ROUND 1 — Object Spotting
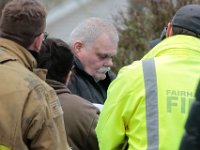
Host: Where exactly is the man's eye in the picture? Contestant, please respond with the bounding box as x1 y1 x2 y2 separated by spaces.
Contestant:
99 55 107 59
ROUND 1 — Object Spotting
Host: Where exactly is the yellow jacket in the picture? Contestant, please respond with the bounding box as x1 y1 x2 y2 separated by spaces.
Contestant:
96 35 200 150
0 38 69 150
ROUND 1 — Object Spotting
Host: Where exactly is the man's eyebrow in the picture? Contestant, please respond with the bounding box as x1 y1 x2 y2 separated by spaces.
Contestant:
98 53 114 57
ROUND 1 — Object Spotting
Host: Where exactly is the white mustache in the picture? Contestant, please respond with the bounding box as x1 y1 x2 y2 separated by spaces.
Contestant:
97 67 110 73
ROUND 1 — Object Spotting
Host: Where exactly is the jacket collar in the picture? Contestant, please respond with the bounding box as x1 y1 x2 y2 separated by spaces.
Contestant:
46 79 71 95
143 35 200 60
74 56 85 71
33 68 47 81
0 38 37 71
73 56 115 83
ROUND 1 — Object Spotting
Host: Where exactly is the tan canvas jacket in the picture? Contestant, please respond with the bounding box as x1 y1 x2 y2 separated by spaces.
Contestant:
0 38 70 150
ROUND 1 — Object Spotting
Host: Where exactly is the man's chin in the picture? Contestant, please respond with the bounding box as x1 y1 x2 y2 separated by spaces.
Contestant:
93 74 106 82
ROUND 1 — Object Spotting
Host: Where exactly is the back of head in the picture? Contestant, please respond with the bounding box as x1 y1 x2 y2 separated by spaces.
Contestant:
172 4 200 37
38 38 74 83
0 0 47 48
68 17 119 48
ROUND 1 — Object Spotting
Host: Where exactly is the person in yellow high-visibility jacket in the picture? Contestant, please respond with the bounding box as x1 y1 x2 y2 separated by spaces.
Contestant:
96 4 200 150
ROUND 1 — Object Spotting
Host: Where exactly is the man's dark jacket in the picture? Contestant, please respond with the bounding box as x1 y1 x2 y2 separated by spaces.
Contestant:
179 81 200 150
47 79 100 150
68 57 115 104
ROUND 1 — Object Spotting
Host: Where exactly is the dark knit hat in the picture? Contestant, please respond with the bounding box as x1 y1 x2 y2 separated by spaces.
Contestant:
172 4 200 35
0 0 46 48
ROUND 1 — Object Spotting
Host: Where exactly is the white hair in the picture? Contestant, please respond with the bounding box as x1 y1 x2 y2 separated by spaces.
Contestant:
68 17 119 48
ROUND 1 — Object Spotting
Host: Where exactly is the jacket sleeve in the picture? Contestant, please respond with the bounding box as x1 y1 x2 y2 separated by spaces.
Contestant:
179 82 200 150
96 62 144 149
22 85 70 150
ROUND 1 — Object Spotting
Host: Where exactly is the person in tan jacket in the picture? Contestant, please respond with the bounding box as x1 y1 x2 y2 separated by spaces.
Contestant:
0 0 69 149
38 38 100 150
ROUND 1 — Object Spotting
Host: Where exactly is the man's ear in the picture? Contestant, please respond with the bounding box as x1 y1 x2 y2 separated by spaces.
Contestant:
73 40 83 56
166 22 173 37
29 34 43 52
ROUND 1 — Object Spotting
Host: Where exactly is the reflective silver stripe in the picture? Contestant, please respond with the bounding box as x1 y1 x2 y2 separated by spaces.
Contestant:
142 58 158 150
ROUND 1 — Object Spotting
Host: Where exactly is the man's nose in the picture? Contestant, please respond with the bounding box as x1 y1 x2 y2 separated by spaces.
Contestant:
104 58 113 67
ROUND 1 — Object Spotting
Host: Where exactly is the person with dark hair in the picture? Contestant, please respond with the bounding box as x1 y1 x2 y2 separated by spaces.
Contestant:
38 38 100 150
96 4 200 150
68 17 119 104
0 0 69 149
179 81 200 150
